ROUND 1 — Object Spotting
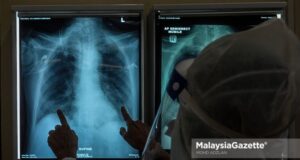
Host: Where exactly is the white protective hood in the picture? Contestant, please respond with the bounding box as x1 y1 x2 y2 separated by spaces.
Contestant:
171 19 300 160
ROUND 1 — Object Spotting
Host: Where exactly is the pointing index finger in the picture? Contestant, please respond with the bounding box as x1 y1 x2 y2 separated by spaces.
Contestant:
57 109 70 129
121 106 133 123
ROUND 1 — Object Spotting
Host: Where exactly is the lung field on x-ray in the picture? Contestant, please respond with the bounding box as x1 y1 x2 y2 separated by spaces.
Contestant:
160 25 234 149
20 17 140 158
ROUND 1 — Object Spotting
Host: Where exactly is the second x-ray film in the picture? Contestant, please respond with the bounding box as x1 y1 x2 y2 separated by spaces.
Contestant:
156 13 283 149
18 14 141 159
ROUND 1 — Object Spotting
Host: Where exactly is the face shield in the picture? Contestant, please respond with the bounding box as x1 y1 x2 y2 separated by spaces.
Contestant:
142 19 300 160
171 19 300 160
142 59 193 159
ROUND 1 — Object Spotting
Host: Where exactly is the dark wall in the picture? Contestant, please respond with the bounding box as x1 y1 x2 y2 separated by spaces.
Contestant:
294 0 300 146
1 0 299 159
296 0 300 36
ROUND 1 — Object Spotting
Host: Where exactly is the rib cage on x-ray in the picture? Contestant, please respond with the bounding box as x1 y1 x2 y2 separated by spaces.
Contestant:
160 25 234 149
20 18 140 158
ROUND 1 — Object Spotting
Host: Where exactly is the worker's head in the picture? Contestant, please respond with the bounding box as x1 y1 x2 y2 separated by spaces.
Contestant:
170 19 300 159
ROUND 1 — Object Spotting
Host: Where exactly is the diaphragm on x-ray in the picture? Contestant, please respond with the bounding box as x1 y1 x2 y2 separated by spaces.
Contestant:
19 16 140 159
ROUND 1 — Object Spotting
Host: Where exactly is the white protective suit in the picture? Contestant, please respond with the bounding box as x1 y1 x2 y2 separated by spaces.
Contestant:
171 19 300 160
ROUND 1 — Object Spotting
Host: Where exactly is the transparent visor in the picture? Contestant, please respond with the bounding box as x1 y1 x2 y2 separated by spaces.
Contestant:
142 69 186 159
142 68 295 159
142 91 178 159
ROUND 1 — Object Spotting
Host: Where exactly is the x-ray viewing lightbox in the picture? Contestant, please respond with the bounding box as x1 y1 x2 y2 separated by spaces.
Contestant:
150 2 287 150
13 5 143 159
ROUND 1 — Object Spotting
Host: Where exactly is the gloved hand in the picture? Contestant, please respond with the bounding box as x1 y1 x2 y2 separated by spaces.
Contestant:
48 109 78 160
119 106 151 151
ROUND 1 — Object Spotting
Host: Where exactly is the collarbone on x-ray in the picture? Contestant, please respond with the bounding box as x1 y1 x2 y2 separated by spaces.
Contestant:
21 17 140 158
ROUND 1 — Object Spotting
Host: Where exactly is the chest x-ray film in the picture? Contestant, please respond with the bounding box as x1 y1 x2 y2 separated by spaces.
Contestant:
156 12 284 149
16 11 141 159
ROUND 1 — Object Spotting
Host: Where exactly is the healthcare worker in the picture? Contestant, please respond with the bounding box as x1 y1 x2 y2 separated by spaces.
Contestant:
47 19 300 160
170 19 300 160
142 19 300 160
